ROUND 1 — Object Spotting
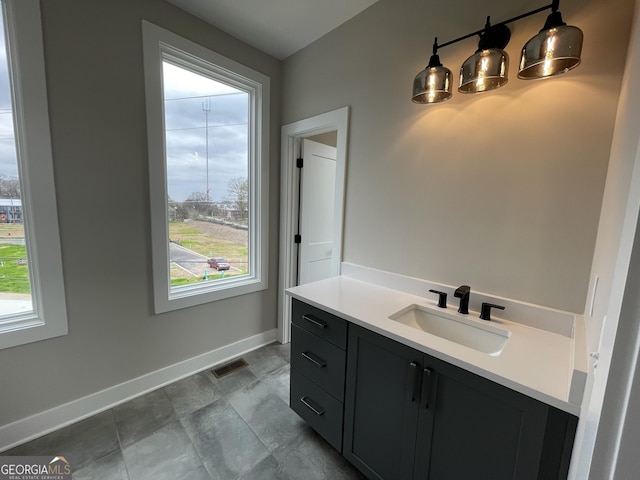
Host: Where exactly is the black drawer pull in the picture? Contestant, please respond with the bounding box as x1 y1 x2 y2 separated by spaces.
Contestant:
300 396 325 416
421 368 433 409
302 314 328 329
406 361 418 402
301 351 327 368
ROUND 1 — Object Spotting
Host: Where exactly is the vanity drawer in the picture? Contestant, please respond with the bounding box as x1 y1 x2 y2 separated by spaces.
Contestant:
291 323 346 401
290 368 344 452
292 298 347 349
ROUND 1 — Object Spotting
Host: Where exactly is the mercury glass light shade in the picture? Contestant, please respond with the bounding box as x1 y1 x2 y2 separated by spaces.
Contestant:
518 11 583 79
412 54 453 104
458 48 509 94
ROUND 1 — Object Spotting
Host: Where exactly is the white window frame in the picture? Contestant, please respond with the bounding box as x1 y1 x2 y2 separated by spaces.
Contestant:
0 0 68 350
142 21 270 313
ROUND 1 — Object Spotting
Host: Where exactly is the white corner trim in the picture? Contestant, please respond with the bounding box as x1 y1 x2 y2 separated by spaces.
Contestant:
277 106 350 345
0 328 277 452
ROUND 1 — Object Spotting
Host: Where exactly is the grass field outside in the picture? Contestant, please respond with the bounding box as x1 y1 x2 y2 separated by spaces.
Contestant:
168 220 248 287
0 221 249 292
0 224 30 295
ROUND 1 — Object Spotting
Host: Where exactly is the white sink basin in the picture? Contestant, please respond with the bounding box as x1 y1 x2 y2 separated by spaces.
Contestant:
389 304 511 355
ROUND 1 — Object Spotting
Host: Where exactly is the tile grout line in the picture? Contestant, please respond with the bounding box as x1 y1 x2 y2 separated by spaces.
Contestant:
111 408 132 480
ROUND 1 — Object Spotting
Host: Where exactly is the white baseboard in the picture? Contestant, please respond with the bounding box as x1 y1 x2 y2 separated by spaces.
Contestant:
0 328 278 452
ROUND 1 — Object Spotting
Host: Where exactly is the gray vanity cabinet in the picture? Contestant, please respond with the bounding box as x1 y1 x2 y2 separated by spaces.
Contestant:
343 323 577 480
289 299 577 480
289 299 348 451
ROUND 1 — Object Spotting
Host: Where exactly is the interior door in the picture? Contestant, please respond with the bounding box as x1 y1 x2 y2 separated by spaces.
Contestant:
298 138 337 284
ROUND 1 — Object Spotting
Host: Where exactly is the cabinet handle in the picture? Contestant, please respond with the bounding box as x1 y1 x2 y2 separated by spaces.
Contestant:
301 351 327 368
300 396 325 416
302 314 328 329
406 361 419 402
421 368 433 409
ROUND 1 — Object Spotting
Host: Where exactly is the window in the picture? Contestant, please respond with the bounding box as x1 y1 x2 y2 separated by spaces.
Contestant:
142 21 270 313
0 0 67 349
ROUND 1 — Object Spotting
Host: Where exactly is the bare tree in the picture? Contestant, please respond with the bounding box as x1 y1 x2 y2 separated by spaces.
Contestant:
0 174 20 198
227 177 248 220
185 191 209 215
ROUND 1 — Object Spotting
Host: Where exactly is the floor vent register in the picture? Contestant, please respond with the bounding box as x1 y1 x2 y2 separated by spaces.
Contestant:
211 358 248 378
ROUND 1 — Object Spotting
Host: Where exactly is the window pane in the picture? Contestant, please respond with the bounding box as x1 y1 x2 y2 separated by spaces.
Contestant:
162 60 250 290
0 4 32 318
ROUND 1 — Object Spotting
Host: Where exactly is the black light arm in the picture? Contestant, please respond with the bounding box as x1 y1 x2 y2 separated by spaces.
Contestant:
433 1 558 52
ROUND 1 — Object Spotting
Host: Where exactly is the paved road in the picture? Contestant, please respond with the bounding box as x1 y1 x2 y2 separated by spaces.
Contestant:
169 242 209 277
169 242 241 276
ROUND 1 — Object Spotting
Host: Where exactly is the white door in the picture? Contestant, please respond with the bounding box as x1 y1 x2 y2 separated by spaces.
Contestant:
298 139 337 284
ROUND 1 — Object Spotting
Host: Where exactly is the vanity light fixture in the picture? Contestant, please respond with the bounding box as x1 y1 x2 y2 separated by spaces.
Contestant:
458 17 510 94
411 0 583 104
412 38 453 103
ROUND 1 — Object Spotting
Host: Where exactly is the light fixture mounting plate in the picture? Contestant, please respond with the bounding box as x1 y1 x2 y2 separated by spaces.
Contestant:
478 24 511 50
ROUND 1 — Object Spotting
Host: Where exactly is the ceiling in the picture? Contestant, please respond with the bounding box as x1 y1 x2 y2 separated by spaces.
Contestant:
166 0 380 60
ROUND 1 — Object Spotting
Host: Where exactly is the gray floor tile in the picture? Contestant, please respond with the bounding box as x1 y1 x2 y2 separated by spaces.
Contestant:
238 455 287 480
262 364 291 404
3 343 312 480
112 388 177 447
228 379 305 452
181 398 269 480
244 343 290 379
122 422 209 480
164 372 222 418
273 426 366 480
73 450 129 480
209 364 259 396
272 342 291 364
3 410 119 470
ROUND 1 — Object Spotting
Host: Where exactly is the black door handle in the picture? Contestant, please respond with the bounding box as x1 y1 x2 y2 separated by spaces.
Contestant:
300 396 325 416
301 351 327 368
406 361 419 402
302 314 328 329
421 368 433 409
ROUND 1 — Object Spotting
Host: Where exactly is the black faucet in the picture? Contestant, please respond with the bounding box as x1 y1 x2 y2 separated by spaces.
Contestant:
480 302 505 321
428 289 448 308
454 285 471 314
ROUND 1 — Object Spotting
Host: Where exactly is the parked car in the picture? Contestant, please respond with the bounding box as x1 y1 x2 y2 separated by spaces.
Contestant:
208 257 230 271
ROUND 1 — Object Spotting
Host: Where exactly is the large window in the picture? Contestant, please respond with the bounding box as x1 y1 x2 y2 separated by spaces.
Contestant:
142 21 269 313
0 0 67 349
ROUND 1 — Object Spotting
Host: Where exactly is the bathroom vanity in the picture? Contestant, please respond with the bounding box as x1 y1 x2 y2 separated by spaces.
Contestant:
287 273 584 480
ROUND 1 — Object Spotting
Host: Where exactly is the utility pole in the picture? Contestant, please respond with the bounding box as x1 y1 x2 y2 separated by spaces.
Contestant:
202 98 211 203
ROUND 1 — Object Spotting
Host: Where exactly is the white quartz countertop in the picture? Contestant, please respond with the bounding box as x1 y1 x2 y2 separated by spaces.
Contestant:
287 275 583 416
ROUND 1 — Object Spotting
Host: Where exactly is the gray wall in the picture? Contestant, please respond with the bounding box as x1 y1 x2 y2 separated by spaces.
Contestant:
579 3 640 475
282 0 634 313
0 0 281 425
308 131 338 147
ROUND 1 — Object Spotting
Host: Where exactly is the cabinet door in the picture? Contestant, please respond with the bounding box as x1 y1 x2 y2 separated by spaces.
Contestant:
343 324 422 480
413 355 551 480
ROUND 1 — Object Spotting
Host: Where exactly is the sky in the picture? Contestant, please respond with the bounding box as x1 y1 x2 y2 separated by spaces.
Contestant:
163 61 249 203
0 8 19 181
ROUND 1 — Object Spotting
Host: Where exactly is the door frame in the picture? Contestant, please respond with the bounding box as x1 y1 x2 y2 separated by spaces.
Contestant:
278 106 350 344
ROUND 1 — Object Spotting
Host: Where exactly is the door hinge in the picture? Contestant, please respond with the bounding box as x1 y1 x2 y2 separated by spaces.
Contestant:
294 234 302 244
296 157 303 168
